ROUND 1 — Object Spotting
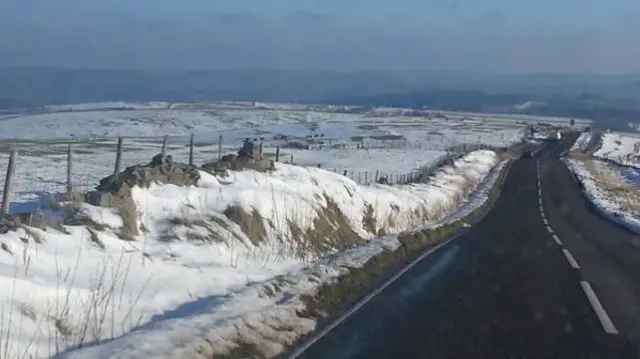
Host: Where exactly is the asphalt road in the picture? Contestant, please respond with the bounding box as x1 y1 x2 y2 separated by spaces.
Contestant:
285 135 640 359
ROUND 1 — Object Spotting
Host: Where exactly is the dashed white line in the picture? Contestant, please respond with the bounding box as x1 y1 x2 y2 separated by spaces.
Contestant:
552 234 562 245
543 218 548 226
580 281 619 334
546 226 554 234
562 249 580 269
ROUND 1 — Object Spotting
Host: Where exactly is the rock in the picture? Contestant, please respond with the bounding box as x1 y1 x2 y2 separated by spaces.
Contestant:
201 141 274 174
0 214 19 234
96 153 200 195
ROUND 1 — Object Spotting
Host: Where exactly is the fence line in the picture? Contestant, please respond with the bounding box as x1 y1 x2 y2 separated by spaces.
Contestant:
0 134 514 216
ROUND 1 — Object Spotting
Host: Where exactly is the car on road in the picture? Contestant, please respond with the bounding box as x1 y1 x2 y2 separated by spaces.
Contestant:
521 149 534 159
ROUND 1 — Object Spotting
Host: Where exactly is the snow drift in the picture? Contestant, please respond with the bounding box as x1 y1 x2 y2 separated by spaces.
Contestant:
0 150 499 358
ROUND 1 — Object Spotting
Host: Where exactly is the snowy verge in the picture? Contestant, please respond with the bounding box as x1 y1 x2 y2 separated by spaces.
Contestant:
593 131 640 168
564 158 640 234
54 154 509 359
570 131 592 152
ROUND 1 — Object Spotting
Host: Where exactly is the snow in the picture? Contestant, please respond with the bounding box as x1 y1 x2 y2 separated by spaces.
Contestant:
0 106 527 213
0 149 501 359
564 158 640 234
594 131 640 168
571 131 592 152
43 102 172 112
52 152 503 359
0 101 525 358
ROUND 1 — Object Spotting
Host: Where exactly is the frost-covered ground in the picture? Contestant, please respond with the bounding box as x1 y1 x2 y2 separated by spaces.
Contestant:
0 102 528 358
570 132 592 152
593 131 640 168
564 158 640 235
1 151 501 359
0 105 527 214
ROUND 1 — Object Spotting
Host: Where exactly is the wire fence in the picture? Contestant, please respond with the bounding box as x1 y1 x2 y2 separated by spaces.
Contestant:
0 134 515 216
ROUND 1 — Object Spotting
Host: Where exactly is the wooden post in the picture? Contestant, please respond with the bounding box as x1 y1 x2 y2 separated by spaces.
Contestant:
1 151 17 216
365 172 368 184
358 172 361 184
218 135 223 161
375 170 379 181
66 144 73 196
275 146 280 162
114 137 123 180
189 133 194 166
290 154 294 164
161 135 168 156
343 170 348 176
259 142 263 158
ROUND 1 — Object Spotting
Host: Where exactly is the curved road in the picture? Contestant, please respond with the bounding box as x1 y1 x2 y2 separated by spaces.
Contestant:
285 133 640 359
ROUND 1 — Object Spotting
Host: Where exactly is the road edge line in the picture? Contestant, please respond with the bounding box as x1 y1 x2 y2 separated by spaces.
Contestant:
580 281 619 334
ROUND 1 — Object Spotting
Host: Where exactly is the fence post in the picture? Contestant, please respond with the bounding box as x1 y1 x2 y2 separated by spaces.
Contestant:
114 137 123 180
275 146 280 162
1 151 17 216
161 135 168 156
189 133 194 166
343 170 348 176
375 170 379 181
218 135 223 161
66 144 73 197
259 142 263 158
365 171 368 184
290 154 294 164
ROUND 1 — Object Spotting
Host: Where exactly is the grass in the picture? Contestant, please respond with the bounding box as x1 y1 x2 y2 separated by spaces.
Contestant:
576 158 640 213
224 205 268 246
293 158 512 348
218 157 514 359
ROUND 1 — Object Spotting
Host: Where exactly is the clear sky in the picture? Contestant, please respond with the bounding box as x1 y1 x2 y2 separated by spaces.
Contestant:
1 0 639 73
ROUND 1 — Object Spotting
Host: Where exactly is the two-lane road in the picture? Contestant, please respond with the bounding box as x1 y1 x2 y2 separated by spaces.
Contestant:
285 135 639 359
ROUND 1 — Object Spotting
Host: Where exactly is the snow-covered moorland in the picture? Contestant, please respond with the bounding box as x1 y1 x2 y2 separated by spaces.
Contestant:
0 102 532 358
593 131 640 168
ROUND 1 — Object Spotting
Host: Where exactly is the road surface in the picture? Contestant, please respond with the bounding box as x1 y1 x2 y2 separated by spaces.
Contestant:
285 134 640 359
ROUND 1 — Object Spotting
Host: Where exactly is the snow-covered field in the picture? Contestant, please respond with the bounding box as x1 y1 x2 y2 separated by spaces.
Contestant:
0 105 528 213
594 131 640 168
0 102 530 358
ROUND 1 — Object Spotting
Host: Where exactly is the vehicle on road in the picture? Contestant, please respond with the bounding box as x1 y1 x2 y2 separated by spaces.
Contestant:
521 149 534 159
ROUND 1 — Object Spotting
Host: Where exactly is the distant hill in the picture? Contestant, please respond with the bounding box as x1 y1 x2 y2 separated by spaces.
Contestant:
4 67 640 109
2 66 640 131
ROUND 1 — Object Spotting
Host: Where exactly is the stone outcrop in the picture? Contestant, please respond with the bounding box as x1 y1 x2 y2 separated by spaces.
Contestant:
202 140 274 174
0 214 19 234
85 153 200 209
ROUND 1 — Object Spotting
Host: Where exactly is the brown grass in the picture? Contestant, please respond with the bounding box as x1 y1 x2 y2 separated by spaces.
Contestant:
578 159 640 213
224 205 268 246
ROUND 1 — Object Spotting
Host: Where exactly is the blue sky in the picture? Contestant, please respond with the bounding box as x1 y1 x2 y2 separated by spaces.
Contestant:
1 0 639 72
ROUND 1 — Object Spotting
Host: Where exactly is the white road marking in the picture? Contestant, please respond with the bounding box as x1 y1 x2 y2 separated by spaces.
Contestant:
552 234 562 245
562 249 580 269
285 230 463 358
543 218 548 225
541 213 546 219
546 226 554 234
580 281 619 334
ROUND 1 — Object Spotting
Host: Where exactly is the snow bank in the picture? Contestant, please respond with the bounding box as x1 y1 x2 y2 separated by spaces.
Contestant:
56 153 506 359
0 150 499 358
571 132 592 152
594 131 640 168
564 158 640 234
